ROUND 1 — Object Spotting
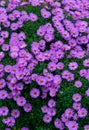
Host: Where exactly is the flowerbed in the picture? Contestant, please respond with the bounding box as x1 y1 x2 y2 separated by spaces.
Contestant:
0 0 89 130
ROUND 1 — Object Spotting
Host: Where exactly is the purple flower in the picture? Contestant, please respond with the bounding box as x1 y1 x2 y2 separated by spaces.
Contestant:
79 69 87 77
29 13 38 22
85 88 89 97
46 73 53 82
0 64 4 72
72 102 81 110
37 26 46 36
10 23 18 31
68 39 77 47
11 109 20 118
0 37 4 45
53 75 62 85
30 88 40 98
21 127 29 130
78 108 88 118
49 88 56 97
36 76 46 86
41 105 48 113
72 93 82 102
15 71 24 80
48 99 56 108
0 90 8 99
0 79 6 89
61 113 68 123
54 118 64 129
83 59 89 67
56 62 64 70
0 106 9 116
47 62 56 71
3 117 15 127
68 62 78 70
7 117 15 127
65 108 74 118
74 80 82 88
44 33 54 42
16 96 26 107
46 27 54 34
73 113 79 121
41 92 47 99
1 31 9 38
16 82 24 91
0 52 5 61
41 8 51 19
2 44 9 51
5 128 11 130
18 32 26 40
36 53 45 62
47 108 56 116
84 125 89 130
66 121 78 130
23 103 32 112
43 114 52 123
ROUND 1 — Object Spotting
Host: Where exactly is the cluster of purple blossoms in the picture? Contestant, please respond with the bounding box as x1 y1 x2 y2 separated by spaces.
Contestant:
41 99 56 123
37 23 54 42
0 0 89 129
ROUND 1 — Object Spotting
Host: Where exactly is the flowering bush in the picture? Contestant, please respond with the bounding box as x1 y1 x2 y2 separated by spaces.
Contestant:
0 0 89 130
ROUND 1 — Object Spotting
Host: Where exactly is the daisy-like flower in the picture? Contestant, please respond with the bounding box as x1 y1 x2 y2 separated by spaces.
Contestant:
83 59 89 67
74 80 82 88
36 76 46 86
3 116 15 127
47 62 56 71
0 106 9 116
66 121 78 130
43 114 52 123
72 93 82 102
1 31 9 38
0 90 8 99
46 73 53 82
0 79 6 89
56 62 64 70
65 108 74 118
78 108 88 118
41 8 51 19
48 99 56 108
16 97 26 107
29 13 38 22
2 44 9 51
61 113 68 123
68 62 78 70
47 108 56 117
49 88 56 97
16 83 24 91
23 103 32 112
53 75 62 85
72 102 81 110
41 105 48 113
30 88 40 98
44 33 54 42
11 109 20 118
54 118 64 129
79 69 87 77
